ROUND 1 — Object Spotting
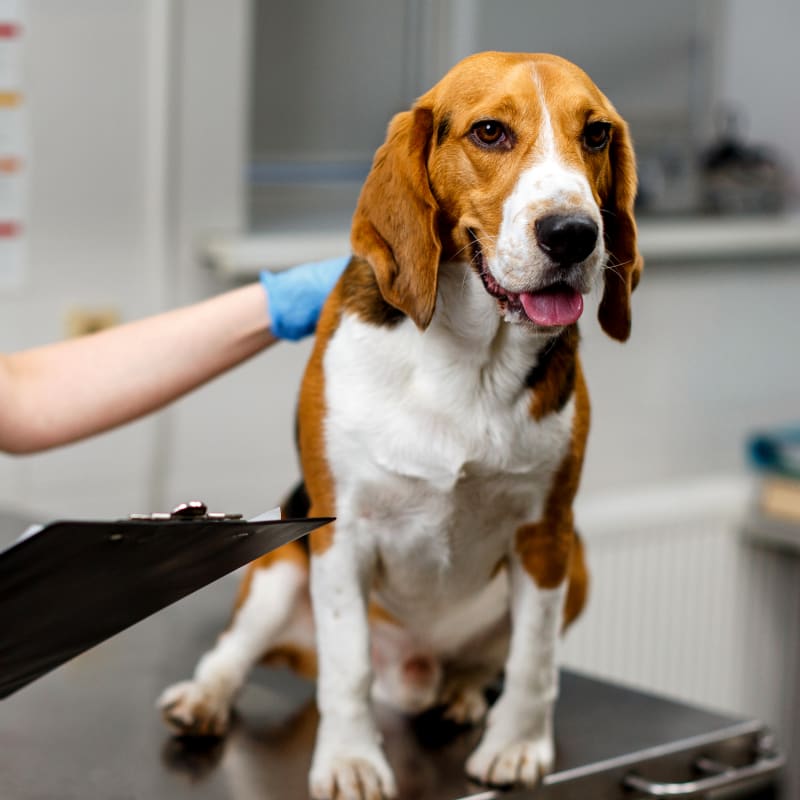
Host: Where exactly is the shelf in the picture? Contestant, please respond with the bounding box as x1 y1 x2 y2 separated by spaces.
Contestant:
637 211 800 264
202 228 351 278
202 212 800 279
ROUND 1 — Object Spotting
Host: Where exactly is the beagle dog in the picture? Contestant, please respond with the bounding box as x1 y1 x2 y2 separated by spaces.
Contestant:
159 51 642 798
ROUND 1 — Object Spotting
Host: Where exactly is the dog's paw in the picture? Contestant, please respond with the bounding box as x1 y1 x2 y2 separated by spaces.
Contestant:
157 680 232 738
442 687 488 726
310 748 397 800
466 733 554 788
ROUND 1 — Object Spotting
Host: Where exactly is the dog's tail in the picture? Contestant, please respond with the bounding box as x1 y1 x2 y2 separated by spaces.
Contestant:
281 480 311 519
563 531 589 631
279 480 314 559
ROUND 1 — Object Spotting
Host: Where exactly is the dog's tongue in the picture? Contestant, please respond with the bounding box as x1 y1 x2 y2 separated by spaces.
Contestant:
520 287 584 326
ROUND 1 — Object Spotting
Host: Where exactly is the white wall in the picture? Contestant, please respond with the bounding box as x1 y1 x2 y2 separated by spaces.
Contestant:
579 260 800 495
0 2 162 520
0 0 260 522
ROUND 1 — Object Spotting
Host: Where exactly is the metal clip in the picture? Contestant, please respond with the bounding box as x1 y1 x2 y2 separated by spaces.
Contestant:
128 501 244 522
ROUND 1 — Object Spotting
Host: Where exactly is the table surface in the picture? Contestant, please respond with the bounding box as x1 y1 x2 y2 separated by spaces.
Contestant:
0 564 773 800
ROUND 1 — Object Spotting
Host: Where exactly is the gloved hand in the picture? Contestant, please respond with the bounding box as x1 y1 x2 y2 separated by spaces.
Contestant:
260 256 349 341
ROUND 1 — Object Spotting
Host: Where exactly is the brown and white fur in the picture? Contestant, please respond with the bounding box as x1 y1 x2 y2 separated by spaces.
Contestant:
159 52 642 799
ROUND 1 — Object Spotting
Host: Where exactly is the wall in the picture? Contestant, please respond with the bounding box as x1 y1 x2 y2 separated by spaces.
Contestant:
0 0 257 521
0 1 163 519
579 259 800 494
2 0 800 520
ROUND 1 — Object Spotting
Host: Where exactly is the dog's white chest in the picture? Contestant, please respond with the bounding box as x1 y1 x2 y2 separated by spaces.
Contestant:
322 281 574 634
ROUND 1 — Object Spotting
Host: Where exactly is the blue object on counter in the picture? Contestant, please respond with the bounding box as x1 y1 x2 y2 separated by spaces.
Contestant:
747 426 800 478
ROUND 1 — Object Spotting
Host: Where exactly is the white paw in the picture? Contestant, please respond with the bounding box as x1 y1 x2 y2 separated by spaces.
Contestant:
310 722 397 800
310 753 397 800
466 733 554 788
442 687 488 725
157 680 232 737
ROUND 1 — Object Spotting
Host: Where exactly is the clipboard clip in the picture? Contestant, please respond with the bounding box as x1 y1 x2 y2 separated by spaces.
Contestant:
127 500 244 523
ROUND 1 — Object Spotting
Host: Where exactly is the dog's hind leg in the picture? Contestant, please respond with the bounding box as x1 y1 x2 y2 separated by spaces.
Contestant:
158 541 311 737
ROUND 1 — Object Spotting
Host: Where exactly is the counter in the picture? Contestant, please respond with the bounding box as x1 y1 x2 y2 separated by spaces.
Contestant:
202 212 800 277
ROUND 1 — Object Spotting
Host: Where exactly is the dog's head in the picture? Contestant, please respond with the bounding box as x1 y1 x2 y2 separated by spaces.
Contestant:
351 51 642 341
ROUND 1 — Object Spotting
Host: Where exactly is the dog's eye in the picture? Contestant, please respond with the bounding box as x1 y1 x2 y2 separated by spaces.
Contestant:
470 120 511 149
583 121 611 151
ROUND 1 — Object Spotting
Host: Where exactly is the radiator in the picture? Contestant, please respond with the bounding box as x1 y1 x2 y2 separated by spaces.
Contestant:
562 475 799 794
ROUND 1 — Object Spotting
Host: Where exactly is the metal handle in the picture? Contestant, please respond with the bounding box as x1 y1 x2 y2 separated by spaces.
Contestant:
622 741 784 797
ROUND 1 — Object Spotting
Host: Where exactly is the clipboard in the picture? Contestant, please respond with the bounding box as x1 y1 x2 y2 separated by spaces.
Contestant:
0 501 332 698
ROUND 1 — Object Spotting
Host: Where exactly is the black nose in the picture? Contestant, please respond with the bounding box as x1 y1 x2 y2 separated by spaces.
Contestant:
535 213 599 265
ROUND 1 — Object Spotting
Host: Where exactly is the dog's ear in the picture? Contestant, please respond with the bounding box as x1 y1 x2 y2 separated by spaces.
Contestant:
598 117 643 342
351 107 441 331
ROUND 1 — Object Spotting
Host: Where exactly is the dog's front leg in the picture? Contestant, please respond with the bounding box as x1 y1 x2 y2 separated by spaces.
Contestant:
466 543 567 788
309 531 396 800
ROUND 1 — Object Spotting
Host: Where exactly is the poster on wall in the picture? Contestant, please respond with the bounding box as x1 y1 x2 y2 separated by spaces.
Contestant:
0 0 24 290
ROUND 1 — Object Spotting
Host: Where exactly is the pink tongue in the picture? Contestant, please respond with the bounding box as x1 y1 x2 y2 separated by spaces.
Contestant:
520 288 584 326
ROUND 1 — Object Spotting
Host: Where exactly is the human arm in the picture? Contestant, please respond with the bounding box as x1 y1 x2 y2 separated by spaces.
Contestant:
0 256 348 454
0 283 274 454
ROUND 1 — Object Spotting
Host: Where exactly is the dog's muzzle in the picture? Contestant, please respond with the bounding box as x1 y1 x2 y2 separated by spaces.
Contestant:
469 224 591 328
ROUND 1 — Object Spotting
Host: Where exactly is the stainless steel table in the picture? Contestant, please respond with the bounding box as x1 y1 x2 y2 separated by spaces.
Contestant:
0 573 784 799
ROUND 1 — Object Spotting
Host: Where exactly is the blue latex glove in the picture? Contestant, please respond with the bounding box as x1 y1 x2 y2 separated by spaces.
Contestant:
260 256 349 341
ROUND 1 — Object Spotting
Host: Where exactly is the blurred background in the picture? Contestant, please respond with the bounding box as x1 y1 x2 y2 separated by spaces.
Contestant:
0 0 797 794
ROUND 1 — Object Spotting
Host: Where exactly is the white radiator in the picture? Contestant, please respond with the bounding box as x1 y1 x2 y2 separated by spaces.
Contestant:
562 475 799 793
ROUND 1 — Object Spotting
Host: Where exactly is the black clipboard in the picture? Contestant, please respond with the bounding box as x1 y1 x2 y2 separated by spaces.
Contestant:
0 505 332 698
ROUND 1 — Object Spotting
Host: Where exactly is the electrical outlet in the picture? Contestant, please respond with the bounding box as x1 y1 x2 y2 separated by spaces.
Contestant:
65 307 121 338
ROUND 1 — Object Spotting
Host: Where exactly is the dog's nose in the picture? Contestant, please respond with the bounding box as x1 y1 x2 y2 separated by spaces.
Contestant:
535 213 599 265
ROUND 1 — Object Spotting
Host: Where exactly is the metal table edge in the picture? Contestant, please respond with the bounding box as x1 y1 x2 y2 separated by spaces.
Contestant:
454 718 771 800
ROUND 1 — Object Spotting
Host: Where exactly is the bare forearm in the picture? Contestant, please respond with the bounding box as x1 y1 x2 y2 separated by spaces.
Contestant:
0 284 276 453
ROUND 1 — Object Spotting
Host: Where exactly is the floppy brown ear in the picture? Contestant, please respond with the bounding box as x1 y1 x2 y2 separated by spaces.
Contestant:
598 117 644 342
351 107 441 330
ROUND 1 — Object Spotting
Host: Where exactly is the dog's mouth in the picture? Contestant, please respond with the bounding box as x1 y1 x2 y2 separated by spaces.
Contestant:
468 230 584 328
